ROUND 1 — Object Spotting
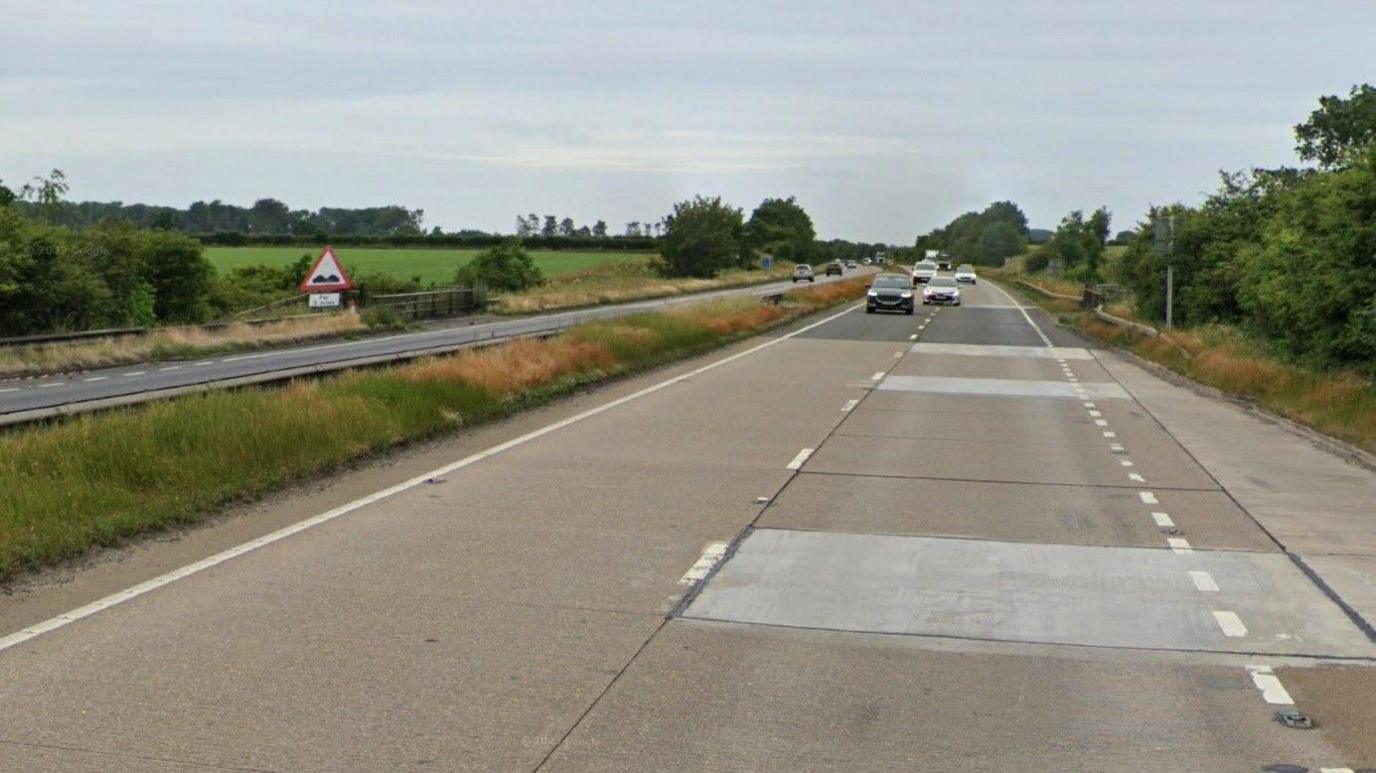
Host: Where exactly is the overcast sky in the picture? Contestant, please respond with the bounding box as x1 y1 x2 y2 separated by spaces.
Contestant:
2 1 1370 242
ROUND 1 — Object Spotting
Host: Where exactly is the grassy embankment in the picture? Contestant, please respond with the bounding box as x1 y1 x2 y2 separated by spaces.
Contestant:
0 315 366 379
491 260 798 313
0 278 869 581
987 268 1376 456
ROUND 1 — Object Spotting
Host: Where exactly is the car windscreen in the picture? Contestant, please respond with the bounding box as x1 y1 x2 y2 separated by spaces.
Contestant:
872 276 909 288
915 262 936 270
928 278 957 288
957 265 974 272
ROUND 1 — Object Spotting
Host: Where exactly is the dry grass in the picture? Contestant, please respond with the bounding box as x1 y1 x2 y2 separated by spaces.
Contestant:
1077 317 1376 454
669 299 792 336
0 313 366 378
397 337 618 396
492 262 797 313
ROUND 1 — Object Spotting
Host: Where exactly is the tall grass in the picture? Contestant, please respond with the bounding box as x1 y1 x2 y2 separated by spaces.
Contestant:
0 280 867 581
0 314 367 379
493 262 798 313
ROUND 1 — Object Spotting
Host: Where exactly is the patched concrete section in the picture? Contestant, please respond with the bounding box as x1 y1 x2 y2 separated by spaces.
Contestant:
877 375 1131 400
758 474 1276 551
909 342 1094 359
684 530 1376 657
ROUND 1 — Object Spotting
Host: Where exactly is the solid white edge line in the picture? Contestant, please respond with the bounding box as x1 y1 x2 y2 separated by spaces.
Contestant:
786 448 814 471
1213 610 1247 637
871 371 886 381
1189 570 1220 592
0 301 866 655
678 541 730 585
1245 665 1295 705
985 280 1053 346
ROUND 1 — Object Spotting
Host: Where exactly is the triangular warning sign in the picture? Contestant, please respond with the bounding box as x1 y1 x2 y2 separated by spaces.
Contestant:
299 246 354 292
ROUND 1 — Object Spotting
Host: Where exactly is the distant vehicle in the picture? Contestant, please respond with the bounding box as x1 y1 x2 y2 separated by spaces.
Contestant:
862 258 872 265
793 264 815 283
912 260 938 285
937 256 953 271
825 261 844 276
922 276 961 306
954 264 977 284
866 273 915 315
845 260 857 269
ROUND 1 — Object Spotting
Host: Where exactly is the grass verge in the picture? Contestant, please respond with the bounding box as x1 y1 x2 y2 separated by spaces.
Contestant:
0 278 869 582
0 314 368 380
490 261 797 314
993 272 1376 456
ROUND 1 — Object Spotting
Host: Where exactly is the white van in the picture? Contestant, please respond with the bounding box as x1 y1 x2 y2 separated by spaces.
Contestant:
911 260 938 285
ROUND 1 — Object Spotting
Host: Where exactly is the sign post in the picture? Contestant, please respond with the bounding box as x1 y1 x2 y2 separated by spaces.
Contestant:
299 246 355 311
1153 215 1175 328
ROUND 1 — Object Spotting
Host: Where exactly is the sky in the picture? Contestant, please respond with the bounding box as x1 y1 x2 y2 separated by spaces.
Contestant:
2 1 1371 243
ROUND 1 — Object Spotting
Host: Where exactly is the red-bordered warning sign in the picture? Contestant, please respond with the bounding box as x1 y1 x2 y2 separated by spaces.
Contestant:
299 245 354 293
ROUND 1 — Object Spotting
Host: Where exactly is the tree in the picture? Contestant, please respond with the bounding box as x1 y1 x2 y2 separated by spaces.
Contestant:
659 196 748 278
0 179 14 207
19 169 69 223
515 215 533 236
592 220 608 238
625 221 641 237
558 217 575 237
1295 83 1376 169
1086 207 1112 248
541 215 557 238
973 221 1025 265
744 196 815 262
454 240 544 292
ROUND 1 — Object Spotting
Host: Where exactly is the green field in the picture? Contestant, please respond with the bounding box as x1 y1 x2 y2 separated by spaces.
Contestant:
205 246 658 286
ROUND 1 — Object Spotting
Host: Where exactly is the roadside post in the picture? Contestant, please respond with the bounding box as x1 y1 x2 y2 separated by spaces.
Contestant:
1153 215 1175 328
299 245 355 312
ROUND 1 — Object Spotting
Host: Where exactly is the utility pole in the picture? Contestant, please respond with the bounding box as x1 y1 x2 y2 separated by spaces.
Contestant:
1153 214 1175 328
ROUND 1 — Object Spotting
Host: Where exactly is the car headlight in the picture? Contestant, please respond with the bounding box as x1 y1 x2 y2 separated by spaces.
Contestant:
867 290 878 297
901 291 913 298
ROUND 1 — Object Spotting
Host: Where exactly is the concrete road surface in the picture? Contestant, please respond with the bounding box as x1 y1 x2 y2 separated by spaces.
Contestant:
1 275 1374 771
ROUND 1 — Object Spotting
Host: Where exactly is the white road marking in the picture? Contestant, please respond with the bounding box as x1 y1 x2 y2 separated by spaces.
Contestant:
1139 491 1158 504
195 361 214 366
1168 537 1193 554
37 382 63 388
893 351 903 358
1213 610 1247 637
1128 472 1145 482
1190 571 1220 592
0 301 868 655
1083 402 1095 408
124 371 145 377
786 448 814 470
1152 512 1174 527
1110 443 1125 452
83 376 108 382
158 366 182 372
679 541 730 585
841 399 858 412
908 334 917 340
1094 419 1108 426
0 388 17 394
871 371 886 381
1245 665 1294 705
1121 460 1134 467
985 280 1054 346
1320 768 1356 773
1103 431 1117 438
1088 410 1101 417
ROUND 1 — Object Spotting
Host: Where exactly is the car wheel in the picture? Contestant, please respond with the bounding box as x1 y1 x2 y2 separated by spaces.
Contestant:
866 306 875 314
809 278 815 282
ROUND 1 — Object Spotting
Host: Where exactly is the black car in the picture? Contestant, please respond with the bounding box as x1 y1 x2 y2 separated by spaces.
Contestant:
866 274 915 315
825 262 844 276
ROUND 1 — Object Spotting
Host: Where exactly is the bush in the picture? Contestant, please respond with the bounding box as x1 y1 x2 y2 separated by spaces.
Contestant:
455 240 543 292
360 306 404 330
1024 248 1050 273
660 196 748 278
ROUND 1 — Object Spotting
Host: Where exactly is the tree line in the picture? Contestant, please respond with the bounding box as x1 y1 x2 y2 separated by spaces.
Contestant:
913 201 1030 266
1030 83 1376 372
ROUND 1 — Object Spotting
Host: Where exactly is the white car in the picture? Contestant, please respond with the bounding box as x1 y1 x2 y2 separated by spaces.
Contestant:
911 260 938 285
792 264 815 282
954 264 977 284
922 276 962 306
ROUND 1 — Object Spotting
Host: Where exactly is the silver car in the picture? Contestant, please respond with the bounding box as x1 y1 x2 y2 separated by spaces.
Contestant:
792 264 815 283
954 264 977 284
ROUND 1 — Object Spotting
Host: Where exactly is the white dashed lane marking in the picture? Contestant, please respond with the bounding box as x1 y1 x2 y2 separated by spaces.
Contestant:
37 382 62 388
1139 491 1159 504
679 542 730 586
1246 665 1294 704
1213 610 1248 637
1168 538 1193 555
1189 571 1220 592
124 371 145 377
159 366 181 372
1103 431 1117 438
195 361 214 366
1094 419 1109 426
871 372 886 381
83 376 107 382
1152 512 1175 527
1128 473 1145 482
